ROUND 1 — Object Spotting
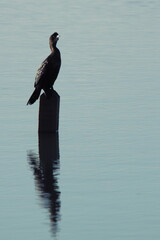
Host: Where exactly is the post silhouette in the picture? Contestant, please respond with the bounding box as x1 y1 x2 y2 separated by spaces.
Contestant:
38 90 60 133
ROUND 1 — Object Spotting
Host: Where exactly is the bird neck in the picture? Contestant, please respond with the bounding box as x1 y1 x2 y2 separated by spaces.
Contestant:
50 45 57 53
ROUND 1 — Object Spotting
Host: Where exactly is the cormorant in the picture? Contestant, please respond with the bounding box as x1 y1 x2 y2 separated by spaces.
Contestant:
27 32 61 105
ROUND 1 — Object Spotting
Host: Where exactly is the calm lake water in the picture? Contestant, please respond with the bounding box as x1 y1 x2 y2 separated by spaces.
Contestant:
0 0 160 239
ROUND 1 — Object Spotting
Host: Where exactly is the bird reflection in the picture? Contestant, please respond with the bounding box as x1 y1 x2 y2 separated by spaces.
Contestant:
27 133 61 236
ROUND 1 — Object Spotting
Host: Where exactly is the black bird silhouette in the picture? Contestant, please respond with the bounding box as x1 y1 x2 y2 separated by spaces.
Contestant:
27 32 61 105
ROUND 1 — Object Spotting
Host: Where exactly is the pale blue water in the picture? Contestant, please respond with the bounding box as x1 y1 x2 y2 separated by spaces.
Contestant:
0 0 160 239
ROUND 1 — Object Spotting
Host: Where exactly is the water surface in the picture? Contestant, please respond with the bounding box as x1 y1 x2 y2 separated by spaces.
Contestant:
0 0 160 239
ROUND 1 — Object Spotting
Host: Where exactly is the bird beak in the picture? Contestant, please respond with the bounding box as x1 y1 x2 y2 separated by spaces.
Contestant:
56 35 60 40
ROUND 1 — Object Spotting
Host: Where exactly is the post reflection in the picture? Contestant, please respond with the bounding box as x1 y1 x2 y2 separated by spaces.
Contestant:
27 133 61 236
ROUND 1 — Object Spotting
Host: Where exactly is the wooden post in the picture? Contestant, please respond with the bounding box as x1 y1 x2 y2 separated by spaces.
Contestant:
38 90 60 133
38 132 60 161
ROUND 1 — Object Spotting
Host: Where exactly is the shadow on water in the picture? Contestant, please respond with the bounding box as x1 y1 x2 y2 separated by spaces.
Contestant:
27 133 61 237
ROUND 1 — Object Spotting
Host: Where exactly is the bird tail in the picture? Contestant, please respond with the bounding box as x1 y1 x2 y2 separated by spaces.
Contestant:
27 87 41 105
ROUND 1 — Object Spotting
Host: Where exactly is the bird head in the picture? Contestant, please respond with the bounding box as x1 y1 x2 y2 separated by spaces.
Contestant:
49 32 60 49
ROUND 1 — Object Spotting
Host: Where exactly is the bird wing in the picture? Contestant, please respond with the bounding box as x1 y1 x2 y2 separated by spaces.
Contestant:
34 58 49 88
